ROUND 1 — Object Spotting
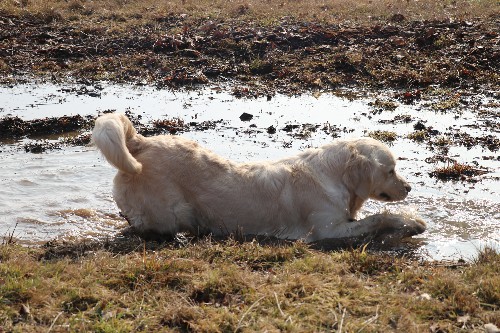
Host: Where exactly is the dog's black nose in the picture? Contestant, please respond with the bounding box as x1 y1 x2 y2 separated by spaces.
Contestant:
405 184 412 193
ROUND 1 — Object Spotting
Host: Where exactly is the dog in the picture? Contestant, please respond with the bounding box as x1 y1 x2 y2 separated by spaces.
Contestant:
92 113 426 243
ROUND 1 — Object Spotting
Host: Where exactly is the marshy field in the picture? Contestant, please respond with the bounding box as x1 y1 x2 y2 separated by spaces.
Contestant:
0 0 499 331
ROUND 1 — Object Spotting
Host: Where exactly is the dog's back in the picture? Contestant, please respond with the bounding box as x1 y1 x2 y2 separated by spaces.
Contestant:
92 113 143 174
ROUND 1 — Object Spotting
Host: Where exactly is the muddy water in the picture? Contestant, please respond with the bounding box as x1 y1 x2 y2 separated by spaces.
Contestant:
0 83 498 260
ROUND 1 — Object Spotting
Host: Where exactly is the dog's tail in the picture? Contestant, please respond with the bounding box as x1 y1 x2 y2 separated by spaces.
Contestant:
92 113 143 174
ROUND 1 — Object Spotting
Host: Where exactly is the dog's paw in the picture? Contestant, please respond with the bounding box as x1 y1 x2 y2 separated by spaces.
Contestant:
412 217 427 234
378 213 427 239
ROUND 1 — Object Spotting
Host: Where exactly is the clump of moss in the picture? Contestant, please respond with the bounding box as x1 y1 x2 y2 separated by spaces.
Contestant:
249 58 274 75
431 96 461 111
433 136 452 147
368 130 398 143
369 98 399 111
0 59 9 71
407 130 429 142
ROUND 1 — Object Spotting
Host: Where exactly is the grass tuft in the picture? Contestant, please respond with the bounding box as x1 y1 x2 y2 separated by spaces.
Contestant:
369 98 399 111
367 130 398 143
407 130 429 142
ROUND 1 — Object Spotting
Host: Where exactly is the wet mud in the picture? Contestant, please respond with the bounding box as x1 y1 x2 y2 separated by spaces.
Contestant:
0 14 498 95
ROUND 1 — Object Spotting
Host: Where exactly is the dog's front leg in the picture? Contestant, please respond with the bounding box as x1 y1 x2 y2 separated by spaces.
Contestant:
308 213 426 242
340 213 427 241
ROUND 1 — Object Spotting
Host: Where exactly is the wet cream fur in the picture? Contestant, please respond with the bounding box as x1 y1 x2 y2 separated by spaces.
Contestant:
92 113 426 242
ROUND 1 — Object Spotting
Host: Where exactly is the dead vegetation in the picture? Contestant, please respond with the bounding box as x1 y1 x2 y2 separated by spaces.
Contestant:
368 130 398 143
0 0 498 93
430 162 488 181
407 130 429 142
0 238 499 332
0 0 496 26
0 115 93 139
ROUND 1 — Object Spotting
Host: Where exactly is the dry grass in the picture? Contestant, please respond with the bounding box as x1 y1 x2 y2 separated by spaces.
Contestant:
1 238 499 332
0 0 497 28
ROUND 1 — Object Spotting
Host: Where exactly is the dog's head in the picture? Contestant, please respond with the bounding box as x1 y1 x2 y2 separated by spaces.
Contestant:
343 138 411 202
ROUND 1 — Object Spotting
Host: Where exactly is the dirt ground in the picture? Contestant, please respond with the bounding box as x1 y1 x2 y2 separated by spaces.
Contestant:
0 13 499 95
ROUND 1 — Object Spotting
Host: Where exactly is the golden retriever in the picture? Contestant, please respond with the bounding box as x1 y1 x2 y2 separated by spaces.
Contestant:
92 113 426 243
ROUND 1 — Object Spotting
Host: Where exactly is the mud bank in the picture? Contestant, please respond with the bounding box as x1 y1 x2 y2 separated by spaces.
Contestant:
0 14 499 95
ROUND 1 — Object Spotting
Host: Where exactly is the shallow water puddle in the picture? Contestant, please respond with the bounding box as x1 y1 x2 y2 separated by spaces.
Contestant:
0 83 498 260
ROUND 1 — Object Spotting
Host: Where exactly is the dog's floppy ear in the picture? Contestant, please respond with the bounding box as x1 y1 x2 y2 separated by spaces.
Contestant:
342 148 374 199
